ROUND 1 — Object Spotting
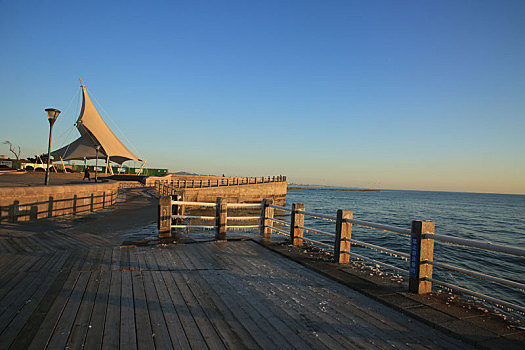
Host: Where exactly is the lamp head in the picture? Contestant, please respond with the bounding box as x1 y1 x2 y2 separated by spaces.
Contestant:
45 108 61 124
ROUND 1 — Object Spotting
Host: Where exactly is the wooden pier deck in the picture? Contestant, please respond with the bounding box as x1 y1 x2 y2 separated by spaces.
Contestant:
0 233 473 349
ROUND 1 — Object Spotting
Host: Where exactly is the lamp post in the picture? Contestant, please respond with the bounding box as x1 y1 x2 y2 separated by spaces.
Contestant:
95 145 100 182
44 108 61 185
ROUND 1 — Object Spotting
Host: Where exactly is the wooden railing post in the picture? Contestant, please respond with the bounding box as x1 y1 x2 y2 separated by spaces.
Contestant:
158 196 172 238
261 198 274 237
216 197 227 240
290 203 305 246
409 220 435 294
334 210 353 264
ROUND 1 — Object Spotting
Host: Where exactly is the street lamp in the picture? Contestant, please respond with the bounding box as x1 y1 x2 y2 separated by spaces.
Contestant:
44 108 61 185
95 145 100 182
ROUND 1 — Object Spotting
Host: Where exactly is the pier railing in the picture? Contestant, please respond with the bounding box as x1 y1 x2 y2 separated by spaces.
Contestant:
155 175 286 195
158 196 525 317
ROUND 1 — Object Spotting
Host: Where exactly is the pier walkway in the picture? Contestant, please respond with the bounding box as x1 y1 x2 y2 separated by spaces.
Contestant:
0 188 474 349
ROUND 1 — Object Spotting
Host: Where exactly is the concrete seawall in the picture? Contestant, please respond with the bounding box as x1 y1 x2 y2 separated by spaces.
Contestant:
148 174 288 205
0 181 119 223
179 181 287 205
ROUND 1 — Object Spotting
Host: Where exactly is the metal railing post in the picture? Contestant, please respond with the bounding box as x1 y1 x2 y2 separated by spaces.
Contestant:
409 220 435 294
216 197 227 240
261 198 274 237
173 193 184 227
334 210 353 264
158 196 172 238
290 203 305 246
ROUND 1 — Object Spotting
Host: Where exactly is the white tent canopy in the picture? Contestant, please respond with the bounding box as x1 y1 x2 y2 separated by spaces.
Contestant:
51 81 140 165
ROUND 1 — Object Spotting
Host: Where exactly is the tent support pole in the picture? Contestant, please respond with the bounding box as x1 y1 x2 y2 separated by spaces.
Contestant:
107 156 115 175
136 160 146 175
60 157 67 173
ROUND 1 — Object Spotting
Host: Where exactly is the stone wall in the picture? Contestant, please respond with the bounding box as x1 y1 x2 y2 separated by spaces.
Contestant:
179 181 288 205
0 181 119 223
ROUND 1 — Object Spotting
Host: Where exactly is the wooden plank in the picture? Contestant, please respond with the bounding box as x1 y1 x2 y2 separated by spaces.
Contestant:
0 255 41 301
159 246 188 271
233 242 436 349
3 236 26 253
83 271 111 350
136 247 149 271
169 246 196 270
172 271 227 349
120 270 137 350
0 240 14 253
25 235 56 252
185 269 261 349
119 247 130 271
26 252 55 272
0 253 33 277
201 266 304 350
129 246 139 271
160 270 207 348
100 247 114 272
190 244 312 348
143 247 159 271
110 247 121 271
9 251 75 350
45 271 91 349
65 271 100 349
235 243 374 348
142 271 174 348
216 243 351 348
101 271 121 349
0 252 66 334
0 252 69 349
81 247 102 272
185 243 221 270
150 271 190 350
131 270 155 349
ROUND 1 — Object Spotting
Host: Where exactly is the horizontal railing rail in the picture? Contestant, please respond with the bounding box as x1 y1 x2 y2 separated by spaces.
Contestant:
157 195 525 318
269 204 292 212
429 234 525 256
154 175 287 192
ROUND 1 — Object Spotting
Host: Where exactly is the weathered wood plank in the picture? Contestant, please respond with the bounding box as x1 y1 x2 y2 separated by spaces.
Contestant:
65 271 100 349
45 271 91 349
83 271 111 350
131 270 155 349
186 269 261 349
161 270 208 348
120 247 130 271
0 252 69 349
142 271 173 348
0 253 64 333
204 268 304 349
216 243 363 349
101 271 121 349
150 271 191 350
172 270 226 350
110 247 121 271
143 247 159 271
120 270 137 350
190 244 312 349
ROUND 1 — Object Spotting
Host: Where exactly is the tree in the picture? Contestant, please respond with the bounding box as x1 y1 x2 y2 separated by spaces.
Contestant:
2 141 21 160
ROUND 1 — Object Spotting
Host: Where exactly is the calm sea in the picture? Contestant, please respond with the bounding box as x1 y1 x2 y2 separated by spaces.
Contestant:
285 188 525 317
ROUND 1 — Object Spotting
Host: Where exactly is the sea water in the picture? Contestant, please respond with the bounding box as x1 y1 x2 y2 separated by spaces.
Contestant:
286 188 525 318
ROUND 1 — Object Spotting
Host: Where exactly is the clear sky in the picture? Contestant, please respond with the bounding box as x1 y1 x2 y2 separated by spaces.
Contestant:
1 1 524 194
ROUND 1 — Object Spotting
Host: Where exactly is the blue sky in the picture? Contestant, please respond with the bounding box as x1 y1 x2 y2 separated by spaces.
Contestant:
1 1 524 193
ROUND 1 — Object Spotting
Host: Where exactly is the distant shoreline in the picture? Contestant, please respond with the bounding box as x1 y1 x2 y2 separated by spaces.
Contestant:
288 186 380 192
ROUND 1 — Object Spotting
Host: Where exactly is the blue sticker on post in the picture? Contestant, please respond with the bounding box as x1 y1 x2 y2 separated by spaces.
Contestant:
409 235 419 277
